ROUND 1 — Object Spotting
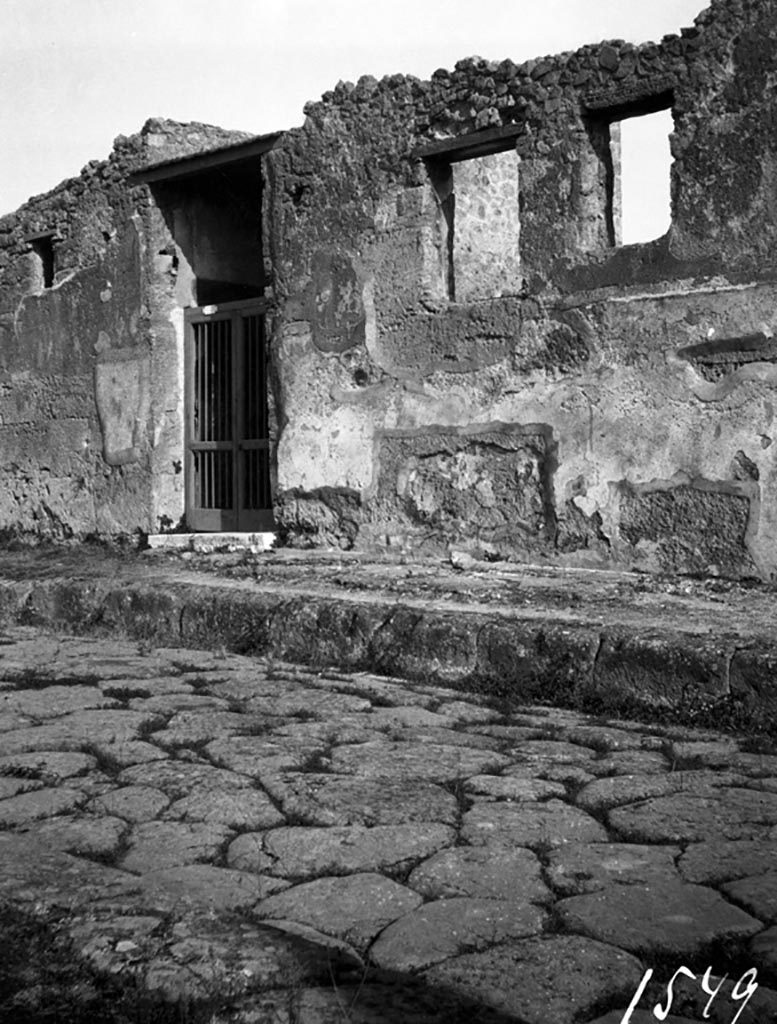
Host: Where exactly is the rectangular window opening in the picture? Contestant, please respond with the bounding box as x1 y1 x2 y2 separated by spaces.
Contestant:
587 91 674 248
427 146 520 304
29 234 56 289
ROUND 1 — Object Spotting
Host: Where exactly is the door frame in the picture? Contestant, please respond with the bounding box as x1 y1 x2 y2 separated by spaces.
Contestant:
184 297 273 532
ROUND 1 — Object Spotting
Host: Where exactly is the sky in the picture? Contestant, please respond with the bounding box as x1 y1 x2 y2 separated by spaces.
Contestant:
3 0 707 230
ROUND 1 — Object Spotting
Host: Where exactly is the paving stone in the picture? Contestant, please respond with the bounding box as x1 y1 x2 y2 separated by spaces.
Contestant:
297 672 436 708
258 773 459 826
128 693 231 714
226 833 275 873
408 846 550 902
470 724 549 742
591 749 669 775
463 773 566 800
462 799 608 849
151 710 267 749
545 842 682 896
90 785 171 822
563 725 647 751
366 706 460 730
370 897 546 971
576 770 748 813
609 788 777 842
678 839 777 884
254 873 423 952
726 752 777 777
671 738 743 765
0 786 85 825
434 699 501 724
0 709 162 755
0 750 97 780
268 718 380 746
375 725 504 751
164 788 285 829
261 823 455 878
0 685 119 718
751 925 777 980
328 741 510 781
91 740 168 767
119 820 233 873
206 735 329 776
0 712 35 732
20 814 127 858
424 935 644 1024
119 759 253 798
97 676 194 697
500 739 599 764
0 830 136 908
133 865 286 910
556 881 763 957
246 688 373 719
539 764 598 786
721 871 777 924
0 775 43 799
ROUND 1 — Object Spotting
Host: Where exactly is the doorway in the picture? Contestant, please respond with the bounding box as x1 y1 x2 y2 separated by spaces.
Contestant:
184 298 272 531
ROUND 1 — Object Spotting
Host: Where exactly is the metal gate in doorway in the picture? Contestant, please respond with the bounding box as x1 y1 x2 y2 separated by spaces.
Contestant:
184 299 273 531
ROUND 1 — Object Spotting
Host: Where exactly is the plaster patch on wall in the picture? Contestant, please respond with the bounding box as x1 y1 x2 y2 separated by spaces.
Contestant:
94 348 149 466
368 424 555 556
618 478 757 578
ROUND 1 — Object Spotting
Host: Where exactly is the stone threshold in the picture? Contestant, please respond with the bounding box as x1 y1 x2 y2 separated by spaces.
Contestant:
146 532 276 553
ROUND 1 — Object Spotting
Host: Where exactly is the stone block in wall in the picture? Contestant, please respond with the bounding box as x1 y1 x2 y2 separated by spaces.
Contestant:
369 425 555 556
618 482 756 579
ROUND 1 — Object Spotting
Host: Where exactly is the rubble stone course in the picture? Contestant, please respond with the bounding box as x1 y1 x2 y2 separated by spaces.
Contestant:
1 625 777 1022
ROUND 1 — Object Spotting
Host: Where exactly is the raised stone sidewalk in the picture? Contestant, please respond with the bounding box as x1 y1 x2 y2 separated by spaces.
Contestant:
1 625 776 1022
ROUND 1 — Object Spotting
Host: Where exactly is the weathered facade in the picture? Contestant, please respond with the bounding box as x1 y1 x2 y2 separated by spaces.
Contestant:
2 0 777 579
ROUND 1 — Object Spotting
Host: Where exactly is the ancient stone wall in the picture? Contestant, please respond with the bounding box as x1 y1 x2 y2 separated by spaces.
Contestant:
269 0 777 579
0 119 249 538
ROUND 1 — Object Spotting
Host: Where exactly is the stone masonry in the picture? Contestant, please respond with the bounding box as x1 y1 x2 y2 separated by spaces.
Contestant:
1 0 777 583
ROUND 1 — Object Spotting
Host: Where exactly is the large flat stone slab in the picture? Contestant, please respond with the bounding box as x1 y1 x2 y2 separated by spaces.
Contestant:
609 788 777 842
119 821 233 873
556 881 763 957
678 839 777 884
0 710 162 755
545 842 682 896
0 750 97 780
0 685 119 718
133 865 287 911
369 898 546 971
407 846 550 902
20 814 127 858
462 799 608 849
254 873 423 952
260 772 459 826
163 788 285 830
327 741 510 782
261 823 455 878
206 734 330 776
90 785 171 822
119 760 253 798
721 871 777 924
0 786 85 825
576 770 746 813
424 935 644 1024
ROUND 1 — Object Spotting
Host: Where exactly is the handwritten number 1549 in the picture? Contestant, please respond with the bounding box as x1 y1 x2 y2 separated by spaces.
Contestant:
620 966 759 1024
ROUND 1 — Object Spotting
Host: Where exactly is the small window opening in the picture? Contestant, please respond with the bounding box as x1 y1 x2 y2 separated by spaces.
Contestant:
30 235 55 289
619 107 674 244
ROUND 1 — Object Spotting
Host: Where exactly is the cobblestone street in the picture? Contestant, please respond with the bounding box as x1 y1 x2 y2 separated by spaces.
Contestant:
1 626 776 1022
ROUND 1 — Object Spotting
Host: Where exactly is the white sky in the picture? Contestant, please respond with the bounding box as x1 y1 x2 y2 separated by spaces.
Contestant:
3 0 706 226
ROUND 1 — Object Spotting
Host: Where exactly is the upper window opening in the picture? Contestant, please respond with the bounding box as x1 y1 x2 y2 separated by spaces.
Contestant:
428 147 520 304
620 107 673 245
584 91 674 250
28 233 56 290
